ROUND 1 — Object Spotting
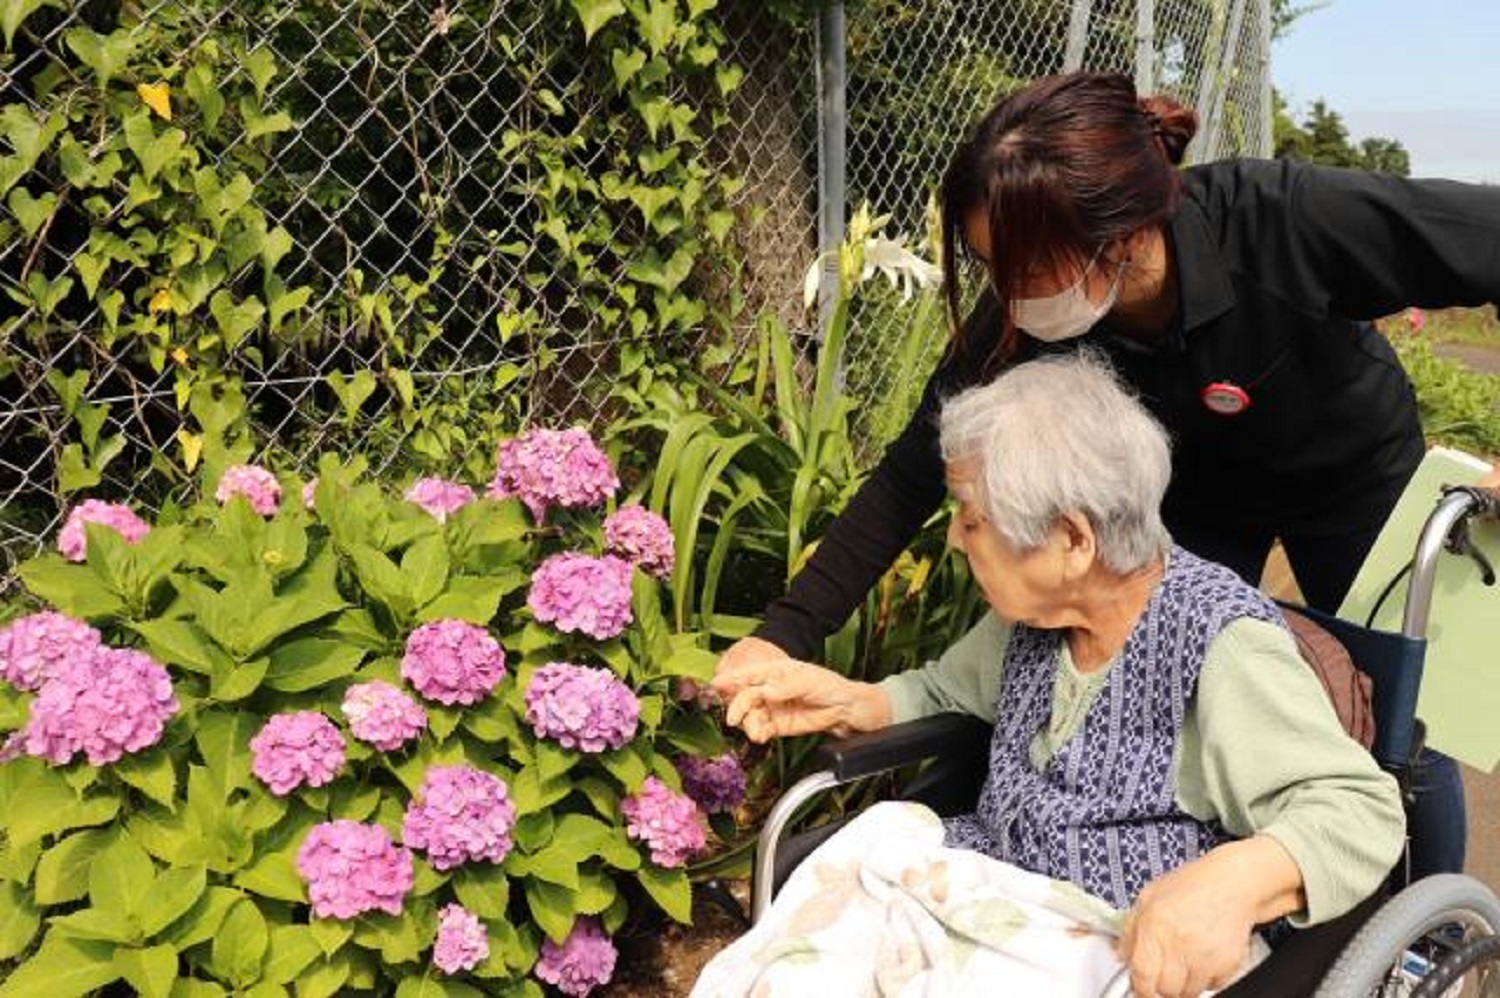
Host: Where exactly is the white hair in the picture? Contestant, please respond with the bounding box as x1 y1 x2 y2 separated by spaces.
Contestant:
938 351 1172 573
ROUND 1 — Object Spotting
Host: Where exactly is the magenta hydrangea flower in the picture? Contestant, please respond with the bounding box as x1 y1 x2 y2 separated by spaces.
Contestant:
433 903 489 974
621 776 707 868
0 611 103 691
57 499 150 562
535 918 618 997
678 753 748 814
487 428 619 521
404 477 476 523
603 505 675 579
249 711 346 796
216 464 282 516
340 681 426 751
296 820 414 919
402 764 517 871
524 662 640 753
22 647 178 766
527 553 634 640
400 620 507 706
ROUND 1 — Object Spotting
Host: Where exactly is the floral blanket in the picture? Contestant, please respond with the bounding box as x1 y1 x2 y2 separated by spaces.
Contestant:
693 802 1266 997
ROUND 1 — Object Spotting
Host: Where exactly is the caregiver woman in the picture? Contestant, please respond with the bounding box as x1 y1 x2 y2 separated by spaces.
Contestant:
718 71 1500 879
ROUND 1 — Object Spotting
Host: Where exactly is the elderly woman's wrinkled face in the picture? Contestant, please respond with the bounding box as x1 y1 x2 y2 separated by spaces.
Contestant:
945 459 1069 627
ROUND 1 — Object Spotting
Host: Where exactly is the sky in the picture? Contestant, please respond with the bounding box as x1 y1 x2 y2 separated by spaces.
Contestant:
1272 0 1500 183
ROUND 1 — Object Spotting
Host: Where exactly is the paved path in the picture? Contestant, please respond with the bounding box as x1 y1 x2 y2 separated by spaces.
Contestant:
1435 342 1500 376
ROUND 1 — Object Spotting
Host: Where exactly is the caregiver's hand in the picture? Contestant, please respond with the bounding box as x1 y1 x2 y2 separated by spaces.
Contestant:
713 659 890 743
1118 836 1303 998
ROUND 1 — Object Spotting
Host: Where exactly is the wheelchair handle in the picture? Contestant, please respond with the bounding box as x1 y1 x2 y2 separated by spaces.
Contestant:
1401 486 1497 640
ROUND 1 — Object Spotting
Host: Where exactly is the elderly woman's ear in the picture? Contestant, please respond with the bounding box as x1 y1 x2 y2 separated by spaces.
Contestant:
1055 511 1098 582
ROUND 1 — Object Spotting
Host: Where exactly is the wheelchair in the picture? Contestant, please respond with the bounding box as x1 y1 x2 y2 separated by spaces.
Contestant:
751 485 1500 997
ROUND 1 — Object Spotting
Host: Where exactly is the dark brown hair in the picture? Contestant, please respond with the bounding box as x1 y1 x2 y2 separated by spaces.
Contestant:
939 72 1197 366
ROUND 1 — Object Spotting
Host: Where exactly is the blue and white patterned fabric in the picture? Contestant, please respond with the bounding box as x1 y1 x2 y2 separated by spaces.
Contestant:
944 547 1285 909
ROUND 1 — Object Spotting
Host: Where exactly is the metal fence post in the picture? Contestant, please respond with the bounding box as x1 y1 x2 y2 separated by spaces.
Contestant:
1063 0 1095 72
1134 0 1156 96
1199 0 1247 159
816 0 847 346
1256 0 1273 156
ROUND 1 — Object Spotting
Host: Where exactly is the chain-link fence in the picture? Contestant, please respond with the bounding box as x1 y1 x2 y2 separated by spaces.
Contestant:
0 0 1268 594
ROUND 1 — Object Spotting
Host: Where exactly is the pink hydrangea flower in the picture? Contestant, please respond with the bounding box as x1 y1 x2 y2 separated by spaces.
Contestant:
0 611 103 691
57 500 151 562
296 820 414 919
678 753 748 814
404 477 476 523
527 553 634 640
604 505 675 579
487 428 619 522
216 464 282 516
250 711 346 795
401 620 507 706
535 918 618 997
433 903 489 974
22 647 178 765
341 681 426 751
524 662 639 753
402 764 517 871
621 776 707 868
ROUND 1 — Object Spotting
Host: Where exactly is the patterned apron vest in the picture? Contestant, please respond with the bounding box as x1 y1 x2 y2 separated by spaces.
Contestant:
944 547 1284 910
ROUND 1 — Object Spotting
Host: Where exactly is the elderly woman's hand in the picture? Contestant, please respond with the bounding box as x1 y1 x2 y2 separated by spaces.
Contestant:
712 658 891 743
1118 836 1304 998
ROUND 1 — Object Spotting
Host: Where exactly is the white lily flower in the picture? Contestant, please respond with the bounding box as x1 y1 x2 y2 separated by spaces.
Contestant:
802 208 943 312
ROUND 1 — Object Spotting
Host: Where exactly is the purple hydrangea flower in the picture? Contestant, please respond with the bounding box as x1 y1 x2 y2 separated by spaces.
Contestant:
250 711 346 796
404 477 476 523
0 611 103 691
535 918 618 997
296 820 414 919
621 776 707 868
524 662 640 753
603 505 675 580
400 619 507 706
678 753 748 814
22 646 178 766
487 428 619 522
216 464 282 516
433 903 489 974
402 764 517 871
57 500 151 562
341 681 426 751
527 553 634 640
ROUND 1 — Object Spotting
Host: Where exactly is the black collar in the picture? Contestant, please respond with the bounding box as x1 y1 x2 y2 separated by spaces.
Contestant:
1169 196 1237 333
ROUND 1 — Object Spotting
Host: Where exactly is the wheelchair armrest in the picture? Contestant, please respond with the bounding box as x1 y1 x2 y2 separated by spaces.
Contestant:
812 713 993 783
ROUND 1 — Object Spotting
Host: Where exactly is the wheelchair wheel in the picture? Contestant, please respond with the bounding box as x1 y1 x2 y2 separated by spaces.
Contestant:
1315 875 1500 998
1411 934 1500 997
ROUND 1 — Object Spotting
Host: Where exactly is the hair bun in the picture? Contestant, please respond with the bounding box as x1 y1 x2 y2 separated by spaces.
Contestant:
1138 95 1198 165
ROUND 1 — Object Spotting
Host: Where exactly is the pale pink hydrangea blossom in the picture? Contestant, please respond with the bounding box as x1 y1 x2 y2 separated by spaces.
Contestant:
404 478 476 522
534 918 618 997
433 903 490 974
487 428 619 521
400 620 507 706
57 500 151 562
22 647 178 765
527 553 634 640
340 680 426 751
677 753 748 814
215 464 282 516
621 776 707 868
301 478 319 511
296 820 414 919
0 611 103 691
603 505 675 579
402 764 517 871
249 711 346 795
524 662 640 753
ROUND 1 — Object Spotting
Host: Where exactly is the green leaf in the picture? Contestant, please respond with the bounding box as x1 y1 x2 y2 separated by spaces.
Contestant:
122 112 185 183
610 47 647 89
49 906 135 943
63 26 137 87
598 746 649 791
326 370 377 422
263 925 321 985
34 828 114 905
294 954 350 998
233 842 305 904
351 910 424 964
395 978 484 998
242 47 279 102
114 944 178 998
2 759 120 850
402 535 450 608
570 0 624 41
211 899 268 988
535 739 577 782
194 711 255 803
0 933 120 997
452 869 509 920
0 880 39 961
18 554 126 620
347 543 412 619
158 886 239 951
209 291 265 351
89 833 156 919
660 710 727 756
308 919 352 958
139 864 206 938
416 573 521 625
241 102 294 141
210 656 269 702
115 748 178 810
633 0 677 55
516 848 579 891
2 0 61 49
524 877 577 943
7 187 55 237
129 619 226 675
637 865 692 923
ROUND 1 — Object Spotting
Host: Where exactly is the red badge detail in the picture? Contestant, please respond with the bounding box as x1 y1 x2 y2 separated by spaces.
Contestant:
1201 381 1251 416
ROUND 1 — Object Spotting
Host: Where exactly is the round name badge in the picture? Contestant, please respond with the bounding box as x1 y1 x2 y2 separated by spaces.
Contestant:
1200 381 1251 416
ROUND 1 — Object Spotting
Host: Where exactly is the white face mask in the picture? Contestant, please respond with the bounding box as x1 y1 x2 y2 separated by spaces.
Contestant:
1012 253 1124 342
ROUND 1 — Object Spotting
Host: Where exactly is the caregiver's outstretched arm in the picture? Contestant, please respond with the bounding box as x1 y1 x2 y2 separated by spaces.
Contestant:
712 659 891 743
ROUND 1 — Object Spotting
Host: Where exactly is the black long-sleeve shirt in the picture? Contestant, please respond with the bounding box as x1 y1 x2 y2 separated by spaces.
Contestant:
757 158 1500 658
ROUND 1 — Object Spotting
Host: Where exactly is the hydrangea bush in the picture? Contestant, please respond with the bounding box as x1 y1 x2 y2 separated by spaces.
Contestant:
0 433 734 996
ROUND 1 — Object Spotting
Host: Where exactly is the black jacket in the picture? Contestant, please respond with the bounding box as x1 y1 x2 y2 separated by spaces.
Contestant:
757 157 1500 658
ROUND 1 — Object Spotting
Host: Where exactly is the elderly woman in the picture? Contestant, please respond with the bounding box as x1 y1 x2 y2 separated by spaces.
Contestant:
697 354 1403 998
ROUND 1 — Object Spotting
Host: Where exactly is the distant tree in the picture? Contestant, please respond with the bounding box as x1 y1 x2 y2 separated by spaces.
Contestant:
1358 137 1411 176
1272 91 1411 176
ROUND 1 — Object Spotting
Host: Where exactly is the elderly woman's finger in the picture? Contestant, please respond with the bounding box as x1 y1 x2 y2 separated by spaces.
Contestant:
712 658 794 698
1128 931 1163 998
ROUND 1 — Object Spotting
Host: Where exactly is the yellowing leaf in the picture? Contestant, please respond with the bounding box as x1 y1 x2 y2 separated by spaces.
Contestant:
137 81 172 121
148 287 172 313
176 431 203 473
